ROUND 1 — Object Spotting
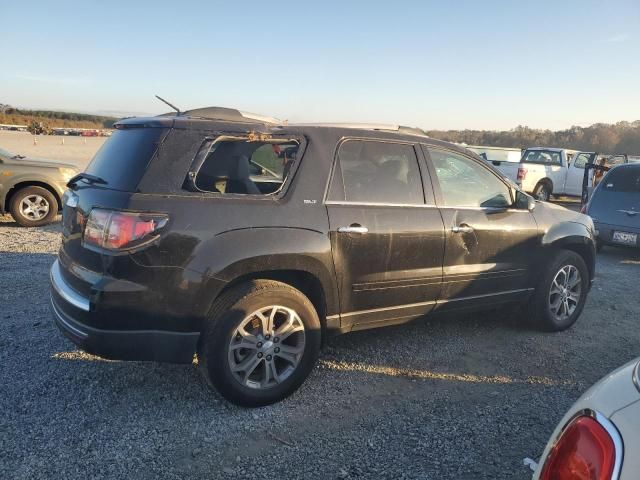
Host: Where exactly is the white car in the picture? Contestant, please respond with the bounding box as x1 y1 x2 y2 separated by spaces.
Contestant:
533 357 640 479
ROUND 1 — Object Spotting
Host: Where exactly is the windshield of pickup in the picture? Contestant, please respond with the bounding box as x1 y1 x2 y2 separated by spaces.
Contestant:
521 149 562 166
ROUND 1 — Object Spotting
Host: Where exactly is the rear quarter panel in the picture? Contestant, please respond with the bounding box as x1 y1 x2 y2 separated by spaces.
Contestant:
124 128 340 320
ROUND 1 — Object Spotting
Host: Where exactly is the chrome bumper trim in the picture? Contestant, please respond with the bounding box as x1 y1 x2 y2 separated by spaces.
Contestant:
50 259 90 312
50 294 89 339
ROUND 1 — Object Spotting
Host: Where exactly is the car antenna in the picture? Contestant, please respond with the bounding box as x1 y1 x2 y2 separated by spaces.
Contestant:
155 95 182 115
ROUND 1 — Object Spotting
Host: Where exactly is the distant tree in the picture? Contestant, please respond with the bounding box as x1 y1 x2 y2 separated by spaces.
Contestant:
427 120 640 155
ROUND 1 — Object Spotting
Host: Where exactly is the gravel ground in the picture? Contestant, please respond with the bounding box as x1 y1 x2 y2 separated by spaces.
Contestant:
1 213 639 479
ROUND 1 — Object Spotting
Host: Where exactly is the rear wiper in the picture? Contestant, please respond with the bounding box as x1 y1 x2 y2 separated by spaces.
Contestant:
11 154 26 159
67 173 108 189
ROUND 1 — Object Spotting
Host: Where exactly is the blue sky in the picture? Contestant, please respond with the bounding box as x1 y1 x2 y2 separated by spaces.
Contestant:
2 0 639 130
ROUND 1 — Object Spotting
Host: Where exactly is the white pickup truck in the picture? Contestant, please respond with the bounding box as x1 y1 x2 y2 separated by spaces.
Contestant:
468 145 590 201
466 146 522 182
517 147 587 200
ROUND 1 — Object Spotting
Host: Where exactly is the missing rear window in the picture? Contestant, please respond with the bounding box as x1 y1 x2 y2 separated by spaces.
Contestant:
186 137 299 196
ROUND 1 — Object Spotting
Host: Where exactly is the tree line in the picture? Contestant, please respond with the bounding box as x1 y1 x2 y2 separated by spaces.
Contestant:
0 107 117 129
426 121 640 155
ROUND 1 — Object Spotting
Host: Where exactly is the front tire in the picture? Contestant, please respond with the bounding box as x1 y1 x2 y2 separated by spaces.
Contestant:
528 250 589 331
198 280 321 407
9 186 58 227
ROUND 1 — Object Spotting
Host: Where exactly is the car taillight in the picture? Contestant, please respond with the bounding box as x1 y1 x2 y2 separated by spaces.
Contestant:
517 167 527 181
540 415 618 480
83 208 168 251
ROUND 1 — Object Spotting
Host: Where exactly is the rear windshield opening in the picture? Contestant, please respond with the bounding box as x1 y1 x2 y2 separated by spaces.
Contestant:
521 150 562 165
191 138 299 195
85 128 167 192
603 167 640 192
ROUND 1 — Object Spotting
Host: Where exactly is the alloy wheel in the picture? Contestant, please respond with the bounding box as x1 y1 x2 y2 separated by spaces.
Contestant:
548 265 582 321
228 306 306 389
19 195 50 221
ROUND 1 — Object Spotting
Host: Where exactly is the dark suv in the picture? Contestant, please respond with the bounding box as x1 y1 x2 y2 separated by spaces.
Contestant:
50 107 596 406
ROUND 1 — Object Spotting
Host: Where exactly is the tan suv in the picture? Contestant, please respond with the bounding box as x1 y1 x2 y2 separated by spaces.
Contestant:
0 147 78 226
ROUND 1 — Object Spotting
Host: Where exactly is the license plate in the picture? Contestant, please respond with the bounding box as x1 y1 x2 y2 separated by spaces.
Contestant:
612 231 638 245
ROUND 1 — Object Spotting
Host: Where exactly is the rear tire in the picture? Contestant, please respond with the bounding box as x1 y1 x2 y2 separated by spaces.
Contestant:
198 280 321 407
533 182 551 202
9 186 58 227
527 250 589 331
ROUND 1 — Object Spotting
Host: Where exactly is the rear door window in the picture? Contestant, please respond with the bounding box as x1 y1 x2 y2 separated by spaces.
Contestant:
328 140 425 205
85 128 167 192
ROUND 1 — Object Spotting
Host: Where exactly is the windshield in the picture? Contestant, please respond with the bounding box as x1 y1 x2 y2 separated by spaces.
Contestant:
521 149 562 165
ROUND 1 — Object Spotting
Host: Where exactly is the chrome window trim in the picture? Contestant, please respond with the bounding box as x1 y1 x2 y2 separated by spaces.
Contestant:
540 409 623 480
324 200 437 208
50 259 90 312
438 205 530 213
325 201 529 213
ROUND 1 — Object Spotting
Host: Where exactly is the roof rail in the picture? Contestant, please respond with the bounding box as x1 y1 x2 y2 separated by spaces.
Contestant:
288 122 427 136
160 106 282 125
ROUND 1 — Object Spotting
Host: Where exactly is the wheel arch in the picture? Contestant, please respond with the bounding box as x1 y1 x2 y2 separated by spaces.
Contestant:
4 180 63 213
542 224 596 282
535 177 554 195
189 227 338 325
216 269 329 327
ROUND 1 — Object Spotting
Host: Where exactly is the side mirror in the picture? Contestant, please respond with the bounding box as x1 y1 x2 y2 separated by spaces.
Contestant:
514 189 535 211
527 195 536 211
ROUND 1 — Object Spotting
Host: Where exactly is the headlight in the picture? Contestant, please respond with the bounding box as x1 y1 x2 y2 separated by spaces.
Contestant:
58 167 78 182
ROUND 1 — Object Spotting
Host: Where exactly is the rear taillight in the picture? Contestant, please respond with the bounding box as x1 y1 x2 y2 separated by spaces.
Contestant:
83 208 168 251
517 167 527 181
540 415 619 480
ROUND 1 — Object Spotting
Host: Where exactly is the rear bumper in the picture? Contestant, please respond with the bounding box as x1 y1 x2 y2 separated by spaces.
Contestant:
594 222 640 248
50 259 198 363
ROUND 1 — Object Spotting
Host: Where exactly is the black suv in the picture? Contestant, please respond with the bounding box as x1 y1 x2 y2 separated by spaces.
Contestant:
50 107 596 406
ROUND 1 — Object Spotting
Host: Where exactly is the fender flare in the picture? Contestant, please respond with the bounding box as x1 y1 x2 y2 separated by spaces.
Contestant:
541 221 596 280
188 227 339 319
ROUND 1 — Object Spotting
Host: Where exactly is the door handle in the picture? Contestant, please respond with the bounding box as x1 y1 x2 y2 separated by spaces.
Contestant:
338 224 369 234
451 225 474 234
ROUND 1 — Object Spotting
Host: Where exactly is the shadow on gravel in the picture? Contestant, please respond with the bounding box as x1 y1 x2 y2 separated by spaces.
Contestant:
0 215 62 231
597 245 640 263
